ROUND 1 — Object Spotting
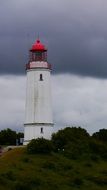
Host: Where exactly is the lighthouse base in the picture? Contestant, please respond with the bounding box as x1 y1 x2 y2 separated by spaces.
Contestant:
23 123 54 145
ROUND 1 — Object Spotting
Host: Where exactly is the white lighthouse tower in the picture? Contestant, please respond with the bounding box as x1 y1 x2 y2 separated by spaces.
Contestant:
24 38 53 145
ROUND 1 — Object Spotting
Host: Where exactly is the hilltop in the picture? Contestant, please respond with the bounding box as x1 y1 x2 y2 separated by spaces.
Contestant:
0 147 107 190
0 127 107 190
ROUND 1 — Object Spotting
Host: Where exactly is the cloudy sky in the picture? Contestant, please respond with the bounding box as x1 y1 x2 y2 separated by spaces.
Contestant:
0 0 107 134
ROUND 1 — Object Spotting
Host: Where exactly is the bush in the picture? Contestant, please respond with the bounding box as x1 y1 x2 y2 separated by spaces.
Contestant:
88 176 107 185
1 170 16 181
52 127 90 151
13 181 32 190
51 127 91 160
89 139 107 159
92 129 107 143
21 157 30 163
73 177 83 186
42 161 56 170
63 140 90 159
90 154 99 162
27 138 54 154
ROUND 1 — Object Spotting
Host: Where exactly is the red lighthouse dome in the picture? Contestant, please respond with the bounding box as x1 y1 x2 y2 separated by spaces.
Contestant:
26 38 51 70
29 38 48 63
30 39 47 52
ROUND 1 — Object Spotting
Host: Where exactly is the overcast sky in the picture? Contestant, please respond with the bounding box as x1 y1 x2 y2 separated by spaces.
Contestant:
0 75 107 134
0 0 107 133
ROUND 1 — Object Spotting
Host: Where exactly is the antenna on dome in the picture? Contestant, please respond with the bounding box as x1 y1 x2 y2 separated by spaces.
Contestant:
37 32 40 40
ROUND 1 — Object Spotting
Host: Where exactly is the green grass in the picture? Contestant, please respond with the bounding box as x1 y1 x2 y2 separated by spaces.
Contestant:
0 147 107 190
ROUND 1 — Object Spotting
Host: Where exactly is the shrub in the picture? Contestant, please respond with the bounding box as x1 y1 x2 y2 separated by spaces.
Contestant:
52 127 90 151
88 176 107 185
89 139 107 159
13 181 32 190
101 170 107 175
63 139 90 159
21 157 30 163
92 129 107 143
42 161 56 170
27 138 54 154
0 175 6 185
13 177 41 190
73 177 83 186
84 162 92 167
90 154 99 162
1 170 16 181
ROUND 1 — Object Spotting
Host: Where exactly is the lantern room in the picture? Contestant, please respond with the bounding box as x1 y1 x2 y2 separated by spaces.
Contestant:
29 39 47 62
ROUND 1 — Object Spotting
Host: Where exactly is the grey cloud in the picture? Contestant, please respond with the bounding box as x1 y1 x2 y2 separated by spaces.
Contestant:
0 0 107 78
0 75 25 131
0 74 107 134
52 74 107 134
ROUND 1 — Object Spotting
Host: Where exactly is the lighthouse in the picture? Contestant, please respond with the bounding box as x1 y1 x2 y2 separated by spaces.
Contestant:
24 39 53 145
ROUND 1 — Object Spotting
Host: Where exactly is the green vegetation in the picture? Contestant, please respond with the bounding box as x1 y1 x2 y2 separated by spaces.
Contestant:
27 138 54 154
0 128 24 145
0 127 107 190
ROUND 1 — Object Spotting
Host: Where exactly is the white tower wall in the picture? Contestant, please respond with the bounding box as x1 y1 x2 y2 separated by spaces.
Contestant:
24 62 53 145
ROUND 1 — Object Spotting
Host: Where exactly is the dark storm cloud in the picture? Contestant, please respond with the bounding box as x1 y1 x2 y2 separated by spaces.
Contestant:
0 0 107 78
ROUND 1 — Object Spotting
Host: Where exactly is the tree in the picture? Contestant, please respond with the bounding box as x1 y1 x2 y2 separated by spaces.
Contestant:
0 128 16 145
52 127 90 151
92 129 107 143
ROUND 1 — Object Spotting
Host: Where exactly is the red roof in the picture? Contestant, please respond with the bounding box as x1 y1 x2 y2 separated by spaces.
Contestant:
30 39 47 52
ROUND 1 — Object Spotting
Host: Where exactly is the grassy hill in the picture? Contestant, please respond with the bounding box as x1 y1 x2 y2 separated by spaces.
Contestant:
0 147 107 190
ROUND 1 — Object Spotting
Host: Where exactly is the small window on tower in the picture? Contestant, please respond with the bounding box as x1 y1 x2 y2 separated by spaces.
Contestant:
40 74 43 81
41 127 43 134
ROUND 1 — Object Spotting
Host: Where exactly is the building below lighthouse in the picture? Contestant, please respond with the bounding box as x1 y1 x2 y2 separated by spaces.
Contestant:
24 39 53 145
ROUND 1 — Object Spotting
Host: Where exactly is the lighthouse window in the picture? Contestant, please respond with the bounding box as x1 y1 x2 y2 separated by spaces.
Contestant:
40 74 43 81
41 127 43 134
